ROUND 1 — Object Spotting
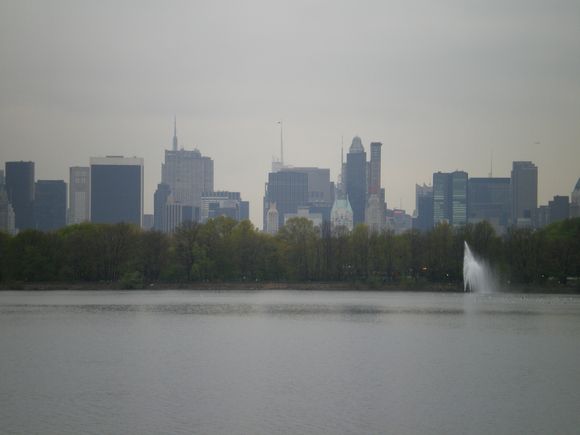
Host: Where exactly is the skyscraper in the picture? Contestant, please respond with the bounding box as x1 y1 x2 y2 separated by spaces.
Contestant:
365 141 385 232
69 167 90 225
433 171 468 227
90 156 143 226
263 171 308 230
413 183 433 232
468 178 510 234
0 194 16 235
511 161 537 227
0 177 16 235
153 183 171 231
346 136 367 225
433 172 451 225
330 196 353 233
5 161 35 231
569 178 580 218
160 121 213 220
266 202 279 235
34 180 67 231
201 191 249 223
548 196 569 224
368 142 382 195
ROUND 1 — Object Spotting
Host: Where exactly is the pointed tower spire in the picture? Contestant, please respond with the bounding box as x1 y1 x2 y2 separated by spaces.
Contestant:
172 116 178 151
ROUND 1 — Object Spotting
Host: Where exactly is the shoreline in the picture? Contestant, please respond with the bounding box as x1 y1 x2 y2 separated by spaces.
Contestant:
1 281 578 294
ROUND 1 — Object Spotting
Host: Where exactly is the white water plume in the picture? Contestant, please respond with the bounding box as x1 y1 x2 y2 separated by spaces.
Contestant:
463 242 496 293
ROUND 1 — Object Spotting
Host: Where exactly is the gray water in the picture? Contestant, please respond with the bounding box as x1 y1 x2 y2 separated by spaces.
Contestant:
1 291 580 435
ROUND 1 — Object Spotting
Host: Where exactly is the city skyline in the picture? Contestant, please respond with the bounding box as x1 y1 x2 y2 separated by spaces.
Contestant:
1 1 579 227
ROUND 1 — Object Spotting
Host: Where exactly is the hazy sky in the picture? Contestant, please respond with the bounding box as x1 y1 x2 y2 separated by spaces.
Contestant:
1 0 579 226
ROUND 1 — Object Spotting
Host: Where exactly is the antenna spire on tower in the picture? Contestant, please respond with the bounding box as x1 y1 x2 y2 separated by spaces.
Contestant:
278 120 284 166
172 116 178 151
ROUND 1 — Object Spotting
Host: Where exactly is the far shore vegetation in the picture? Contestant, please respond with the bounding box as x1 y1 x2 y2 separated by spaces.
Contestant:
0 217 579 292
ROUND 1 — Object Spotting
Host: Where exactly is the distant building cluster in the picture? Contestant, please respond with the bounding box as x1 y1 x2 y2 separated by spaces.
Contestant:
263 137 388 234
1 125 579 236
1 119 248 234
412 161 578 234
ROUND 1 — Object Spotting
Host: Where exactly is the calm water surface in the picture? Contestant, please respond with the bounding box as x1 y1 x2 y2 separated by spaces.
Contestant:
1 290 580 435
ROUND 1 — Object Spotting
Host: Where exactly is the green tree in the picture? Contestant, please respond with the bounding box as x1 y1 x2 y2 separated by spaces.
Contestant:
5 230 63 281
277 217 319 280
172 221 201 281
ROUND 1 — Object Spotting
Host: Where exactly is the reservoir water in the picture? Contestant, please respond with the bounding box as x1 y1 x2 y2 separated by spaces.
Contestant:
1 290 580 434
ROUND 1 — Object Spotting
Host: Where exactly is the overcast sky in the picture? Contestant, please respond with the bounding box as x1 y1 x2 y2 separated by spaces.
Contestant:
1 0 579 226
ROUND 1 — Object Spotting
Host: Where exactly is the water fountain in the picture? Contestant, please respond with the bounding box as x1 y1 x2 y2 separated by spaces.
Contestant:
463 241 496 293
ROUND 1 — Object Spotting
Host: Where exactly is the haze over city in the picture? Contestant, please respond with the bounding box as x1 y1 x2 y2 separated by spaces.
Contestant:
1 0 579 226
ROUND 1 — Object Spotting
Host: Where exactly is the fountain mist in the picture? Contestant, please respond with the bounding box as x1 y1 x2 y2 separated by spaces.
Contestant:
463 241 496 293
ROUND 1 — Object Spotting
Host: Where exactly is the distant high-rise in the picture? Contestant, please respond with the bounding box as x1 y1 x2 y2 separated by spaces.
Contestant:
153 183 171 231
433 171 468 227
281 167 333 207
548 196 569 224
163 199 194 233
161 121 213 218
413 183 433 232
263 171 308 230
0 187 16 235
468 178 511 234
346 136 367 225
511 161 537 227
35 180 67 231
570 178 580 218
330 196 353 233
90 156 143 226
433 172 450 225
69 167 90 225
365 141 385 232
266 202 279 235
201 191 249 223
5 161 35 231
0 170 14 234
368 142 382 195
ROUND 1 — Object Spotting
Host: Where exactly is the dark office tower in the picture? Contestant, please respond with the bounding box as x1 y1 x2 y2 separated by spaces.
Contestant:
468 178 511 234
153 183 171 231
369 142 382 195
34 180 67 231
5 161 35 230
414 183 433 232
433 171 468 227
511 161 537 227
281 166 333 222
263 171 308 230
90 157 143 226
433 172 451 225
346 136 367 225
239 201 250 221
548 196 569 224
571 178 580 218
451 171 468 226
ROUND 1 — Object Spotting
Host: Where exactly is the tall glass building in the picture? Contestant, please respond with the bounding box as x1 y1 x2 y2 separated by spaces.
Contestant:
346 136 367 226
35 180 67 231
263 171 308 230
468 177 510 233
433 171 468 227
511 161 537 227
5 161 35 231
90 156 143 226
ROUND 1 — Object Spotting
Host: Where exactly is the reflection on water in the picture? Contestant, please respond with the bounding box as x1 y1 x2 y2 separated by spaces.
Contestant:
1 291 580 435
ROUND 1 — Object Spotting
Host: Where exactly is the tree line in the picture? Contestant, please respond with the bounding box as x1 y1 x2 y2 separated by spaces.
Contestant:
0 217 579 289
